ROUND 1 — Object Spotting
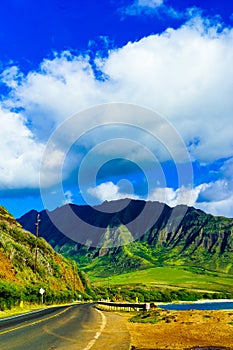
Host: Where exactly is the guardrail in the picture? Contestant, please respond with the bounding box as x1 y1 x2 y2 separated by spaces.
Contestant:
95 301 151 311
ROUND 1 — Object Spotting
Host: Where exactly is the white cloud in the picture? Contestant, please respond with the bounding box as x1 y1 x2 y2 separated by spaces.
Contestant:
2 18 232 162
1 15 233 216
62 190 74 205
220 157 233 181
97 17 233 162
138 0 164 7
158 182 233 218
88 182 120 202
87 180 233 218
194 160 233 217
196 158 233 218
0 107 44 189
127 0 164 13
88 181 201 208
87 181 140 202
3 18 233 164
196 180 232 203
195 196 233 218
8 52 104 137
120 0 184 18
0 66 23 88
148 185 201 207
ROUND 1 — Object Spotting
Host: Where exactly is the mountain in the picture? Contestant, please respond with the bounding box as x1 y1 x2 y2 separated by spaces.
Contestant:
18 199 233 277
0 206 91 309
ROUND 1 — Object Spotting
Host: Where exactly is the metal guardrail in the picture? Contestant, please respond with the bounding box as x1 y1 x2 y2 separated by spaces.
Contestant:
96 301 151 311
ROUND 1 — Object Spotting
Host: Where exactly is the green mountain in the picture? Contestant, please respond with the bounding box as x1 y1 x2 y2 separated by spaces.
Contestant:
0 206 90 310
18 199 233 279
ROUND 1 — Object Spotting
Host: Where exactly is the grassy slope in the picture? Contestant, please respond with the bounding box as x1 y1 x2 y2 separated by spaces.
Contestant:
0 206 88 302
91 266 233 293
83 237 233 293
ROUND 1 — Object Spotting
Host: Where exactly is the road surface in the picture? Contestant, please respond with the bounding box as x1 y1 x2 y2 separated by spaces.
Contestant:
0 304 130 350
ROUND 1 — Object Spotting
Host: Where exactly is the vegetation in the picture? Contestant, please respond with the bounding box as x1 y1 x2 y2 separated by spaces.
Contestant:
130 309 165 324
17 200 233 301
18 200 233 279
91 265 233 293
0 281 84 311
92 284 232 303
0 206 92 311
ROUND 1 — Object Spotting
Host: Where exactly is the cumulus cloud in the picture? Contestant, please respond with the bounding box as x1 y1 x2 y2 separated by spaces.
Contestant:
0 107 44 189
194 159 233 217
1 18 232 162
88 182 126 202
4 52 105 140
148 185 202 207
195 195 233 218
1 15 233 216
196 180 231 203
88 182 116 201
97 17 233 162
88 180 233 218
88 181 201 208
194 155 233 217
88 181 140 202
3 17 233 164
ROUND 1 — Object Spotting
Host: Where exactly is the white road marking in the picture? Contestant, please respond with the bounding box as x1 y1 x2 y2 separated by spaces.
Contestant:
82 308 107 350
0 308 47 322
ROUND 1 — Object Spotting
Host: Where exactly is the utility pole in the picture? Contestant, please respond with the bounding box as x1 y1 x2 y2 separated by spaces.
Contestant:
73 262 76 301
34 214 41 273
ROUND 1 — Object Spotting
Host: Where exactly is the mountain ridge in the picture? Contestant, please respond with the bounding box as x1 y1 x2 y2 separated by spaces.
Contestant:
18 199 233 277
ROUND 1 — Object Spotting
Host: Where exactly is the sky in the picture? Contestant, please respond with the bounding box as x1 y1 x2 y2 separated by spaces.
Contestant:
0 0 233 218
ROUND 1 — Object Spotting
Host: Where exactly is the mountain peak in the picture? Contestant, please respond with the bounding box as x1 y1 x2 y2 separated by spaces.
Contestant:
18 199 233 276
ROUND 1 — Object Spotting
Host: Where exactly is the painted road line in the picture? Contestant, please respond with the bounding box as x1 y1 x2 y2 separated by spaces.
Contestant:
82 308 107 350
0 306 72 336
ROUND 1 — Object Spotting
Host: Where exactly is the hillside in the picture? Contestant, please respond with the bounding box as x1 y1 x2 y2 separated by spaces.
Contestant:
18 199 233 282
0 206 90 309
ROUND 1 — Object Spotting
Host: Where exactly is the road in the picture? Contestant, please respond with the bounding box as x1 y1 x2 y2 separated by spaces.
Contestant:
0 304 130 350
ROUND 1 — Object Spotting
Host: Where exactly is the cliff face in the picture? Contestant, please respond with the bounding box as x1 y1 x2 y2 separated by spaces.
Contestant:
18 200 233 276
144 206 233 253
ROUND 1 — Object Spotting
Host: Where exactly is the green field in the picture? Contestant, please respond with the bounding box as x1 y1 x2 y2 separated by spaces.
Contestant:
90 266 233 293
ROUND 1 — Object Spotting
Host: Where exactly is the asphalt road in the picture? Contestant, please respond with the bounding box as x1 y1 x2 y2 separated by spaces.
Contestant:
0 304 130 350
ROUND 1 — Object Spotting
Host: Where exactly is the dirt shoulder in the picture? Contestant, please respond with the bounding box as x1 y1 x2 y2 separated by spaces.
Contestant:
122 309 233 349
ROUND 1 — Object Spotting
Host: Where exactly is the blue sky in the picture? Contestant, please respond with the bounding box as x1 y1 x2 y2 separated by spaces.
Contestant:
0 0 233 218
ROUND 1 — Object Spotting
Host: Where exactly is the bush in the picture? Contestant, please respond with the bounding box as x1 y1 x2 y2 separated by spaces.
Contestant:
0 282 21 310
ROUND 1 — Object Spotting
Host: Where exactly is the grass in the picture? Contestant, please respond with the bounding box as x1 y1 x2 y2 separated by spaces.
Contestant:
130 309 176 324
0 303 45 319
130 310 163 323
0 301 81 319
91 265 233 293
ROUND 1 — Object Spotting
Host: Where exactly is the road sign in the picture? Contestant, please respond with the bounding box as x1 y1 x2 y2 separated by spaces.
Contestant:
39 288 45 304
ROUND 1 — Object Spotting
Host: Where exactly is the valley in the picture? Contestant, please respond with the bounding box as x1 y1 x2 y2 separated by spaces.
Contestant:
91 265 233 293
1 200 233 349
18 199 233 298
